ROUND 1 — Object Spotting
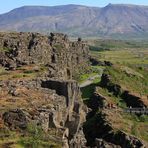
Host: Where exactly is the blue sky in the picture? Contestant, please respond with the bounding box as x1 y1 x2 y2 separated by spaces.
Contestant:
0 0 148 14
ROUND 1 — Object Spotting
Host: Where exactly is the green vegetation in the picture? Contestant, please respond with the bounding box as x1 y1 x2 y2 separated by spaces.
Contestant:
81 39 148 143
0 65 49 80
104 66 148 95
12 74 27 79
0 123 62 148
0 67 8 76
88 39 148 50
18 123 44 148
0 47 12 52
91 49 148 66
121 113 148 141
81 84 97 99
85 39 148 102
78 66 103 83
53 44 64 50
23 70 35 74
79 66 103 100
96 87 127 108
18 123 61 148
79 73 97 83
88 39 148 95
89 39 148 68
89 45 110 51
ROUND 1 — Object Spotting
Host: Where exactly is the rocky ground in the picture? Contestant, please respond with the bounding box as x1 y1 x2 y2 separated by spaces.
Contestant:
0 32 89 148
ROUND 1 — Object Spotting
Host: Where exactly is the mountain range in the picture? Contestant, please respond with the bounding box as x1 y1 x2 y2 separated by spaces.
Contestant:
0 4 148 39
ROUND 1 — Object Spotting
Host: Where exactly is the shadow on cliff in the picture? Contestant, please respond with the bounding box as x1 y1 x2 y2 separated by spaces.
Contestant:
80 83 98 100
80 83 101 146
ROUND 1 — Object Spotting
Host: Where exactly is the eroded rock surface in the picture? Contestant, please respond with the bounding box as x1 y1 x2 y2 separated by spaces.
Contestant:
0 32 89 79
0 32 89 147
83 88 146 148
100 73 148 107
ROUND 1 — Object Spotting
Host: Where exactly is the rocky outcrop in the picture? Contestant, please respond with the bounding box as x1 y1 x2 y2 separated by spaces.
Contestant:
83 81 146 148
86 91 105 111
0 77 87 147
0 32 89 147
100 74 121 95
2 109 27 130
95 138 120 148
0 32 89 79
121 91 147 108
110 131 144 148
83 104 145 148
100 73 148 108
90 57 113 67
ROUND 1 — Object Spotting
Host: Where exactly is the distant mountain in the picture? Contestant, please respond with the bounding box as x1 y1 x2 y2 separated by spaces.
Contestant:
0 4 148 39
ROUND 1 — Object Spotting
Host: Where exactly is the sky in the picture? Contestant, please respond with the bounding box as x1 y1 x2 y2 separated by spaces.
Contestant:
0 0 148 14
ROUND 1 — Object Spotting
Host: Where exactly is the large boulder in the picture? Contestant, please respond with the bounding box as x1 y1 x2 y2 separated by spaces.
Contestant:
2 109 27 130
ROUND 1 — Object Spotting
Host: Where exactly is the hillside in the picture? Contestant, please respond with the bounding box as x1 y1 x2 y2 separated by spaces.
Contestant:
0 4 148 39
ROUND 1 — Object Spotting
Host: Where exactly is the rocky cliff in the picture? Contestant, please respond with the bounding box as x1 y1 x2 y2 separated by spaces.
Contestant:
0 32 89 147
84 88 146 147
100 73 148 108
0 32 89 79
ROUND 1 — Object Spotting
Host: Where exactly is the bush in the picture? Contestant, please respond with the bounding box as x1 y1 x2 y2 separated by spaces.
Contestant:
0 67 8 76
139 115 148 122
18 123 61 148
0 47 12 52
19 123 44 148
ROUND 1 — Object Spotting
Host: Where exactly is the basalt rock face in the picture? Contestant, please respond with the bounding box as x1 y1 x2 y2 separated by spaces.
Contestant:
2 109 27 130
0 32 89 147
100 73 148 108
90 57 113 67
0 32 89 79
1 78 87 146
121 91 147 108
83 88 146 148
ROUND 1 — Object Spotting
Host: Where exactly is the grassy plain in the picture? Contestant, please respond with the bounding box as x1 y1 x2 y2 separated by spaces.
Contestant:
88 39 148 95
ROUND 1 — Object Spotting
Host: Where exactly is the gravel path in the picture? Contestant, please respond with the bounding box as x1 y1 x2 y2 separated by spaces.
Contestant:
79 75 99 88
79 68 104 88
